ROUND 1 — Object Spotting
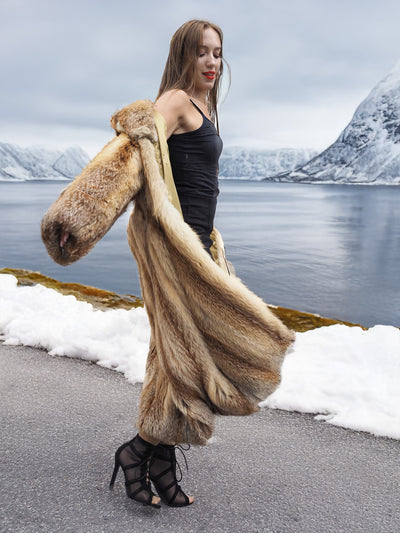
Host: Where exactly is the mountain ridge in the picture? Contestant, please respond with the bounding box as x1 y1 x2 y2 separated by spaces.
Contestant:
0 141 316 182
0 142 90 181
268 60 400 185
219 146 317 180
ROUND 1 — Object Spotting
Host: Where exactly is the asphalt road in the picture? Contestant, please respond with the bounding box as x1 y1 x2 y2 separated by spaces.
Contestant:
1 342 399 533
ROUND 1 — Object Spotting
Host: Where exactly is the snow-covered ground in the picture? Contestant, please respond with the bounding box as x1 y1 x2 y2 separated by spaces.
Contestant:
1 274 399 440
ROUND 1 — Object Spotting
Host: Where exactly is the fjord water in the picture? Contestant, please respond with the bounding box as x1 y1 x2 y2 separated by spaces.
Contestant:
0 180 398 327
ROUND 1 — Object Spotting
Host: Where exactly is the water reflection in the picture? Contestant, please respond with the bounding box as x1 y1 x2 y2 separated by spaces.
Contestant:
216 182 399 326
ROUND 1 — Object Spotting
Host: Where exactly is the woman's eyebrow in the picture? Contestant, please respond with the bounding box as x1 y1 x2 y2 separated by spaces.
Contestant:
199 45 222 52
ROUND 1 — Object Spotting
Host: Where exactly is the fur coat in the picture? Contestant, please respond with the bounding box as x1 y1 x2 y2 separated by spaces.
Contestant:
41 100 295 445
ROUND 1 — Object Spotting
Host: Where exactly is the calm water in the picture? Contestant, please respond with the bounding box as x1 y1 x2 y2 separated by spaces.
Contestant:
0 180 399 327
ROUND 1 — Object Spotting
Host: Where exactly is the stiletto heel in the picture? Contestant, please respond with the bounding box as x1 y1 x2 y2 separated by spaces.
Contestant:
109 455 121 490
149 444 192 507
109 434 161 509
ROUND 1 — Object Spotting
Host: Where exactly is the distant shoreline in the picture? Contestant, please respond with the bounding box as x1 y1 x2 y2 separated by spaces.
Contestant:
1 177 400 186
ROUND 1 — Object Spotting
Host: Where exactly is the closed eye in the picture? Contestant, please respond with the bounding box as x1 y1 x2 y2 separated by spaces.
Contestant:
199 46 222 58
199 53 222 59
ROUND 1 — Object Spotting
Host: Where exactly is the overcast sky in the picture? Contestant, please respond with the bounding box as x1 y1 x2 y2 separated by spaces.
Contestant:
2 0 400 156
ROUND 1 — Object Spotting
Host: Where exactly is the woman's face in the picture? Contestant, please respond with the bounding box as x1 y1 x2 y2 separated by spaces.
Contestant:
193 28 222 95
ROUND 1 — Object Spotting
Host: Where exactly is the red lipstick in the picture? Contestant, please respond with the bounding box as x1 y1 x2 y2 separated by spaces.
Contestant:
203 71 215 80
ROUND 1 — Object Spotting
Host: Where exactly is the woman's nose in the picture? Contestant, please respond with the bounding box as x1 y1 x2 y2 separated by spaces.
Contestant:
206 53 216 67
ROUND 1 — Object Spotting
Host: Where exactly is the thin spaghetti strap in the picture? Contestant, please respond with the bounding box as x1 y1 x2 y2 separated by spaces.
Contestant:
189 99 206 118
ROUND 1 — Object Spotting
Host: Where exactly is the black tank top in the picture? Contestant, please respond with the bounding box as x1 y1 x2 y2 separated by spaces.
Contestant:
167 100 223 199
167 100 223 254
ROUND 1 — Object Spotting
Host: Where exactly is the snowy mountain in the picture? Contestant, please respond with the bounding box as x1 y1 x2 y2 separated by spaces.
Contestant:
219 147 317 180
271 61 400 185
0 141 315 182
0 142 90 181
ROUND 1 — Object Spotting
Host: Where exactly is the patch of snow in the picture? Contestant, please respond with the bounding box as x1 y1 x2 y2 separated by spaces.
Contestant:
1 274 399 440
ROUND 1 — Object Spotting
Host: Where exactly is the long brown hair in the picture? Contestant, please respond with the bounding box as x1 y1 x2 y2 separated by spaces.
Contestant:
156 20 230 128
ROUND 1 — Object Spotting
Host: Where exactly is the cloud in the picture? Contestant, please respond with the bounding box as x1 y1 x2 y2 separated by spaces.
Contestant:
1 0 400 153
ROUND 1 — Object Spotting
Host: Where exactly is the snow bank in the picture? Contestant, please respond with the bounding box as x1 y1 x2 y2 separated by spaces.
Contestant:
1 274 399 439
0 274 149 383
262 325 400 439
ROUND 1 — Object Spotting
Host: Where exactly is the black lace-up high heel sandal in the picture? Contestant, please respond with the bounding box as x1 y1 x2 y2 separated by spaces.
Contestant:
149 444 192 507
109 434 161 509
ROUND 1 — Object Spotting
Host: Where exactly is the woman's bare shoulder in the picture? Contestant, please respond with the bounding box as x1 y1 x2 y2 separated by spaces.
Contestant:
155 89 189 112
154 90 191 137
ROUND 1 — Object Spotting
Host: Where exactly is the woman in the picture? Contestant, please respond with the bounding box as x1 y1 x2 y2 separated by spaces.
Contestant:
110 19 226 509
107 19 293 511
39 16 294 512
154 21 224 257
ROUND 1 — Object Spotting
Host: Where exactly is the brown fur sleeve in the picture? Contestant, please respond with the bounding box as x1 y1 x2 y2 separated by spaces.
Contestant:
111 100 158 144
